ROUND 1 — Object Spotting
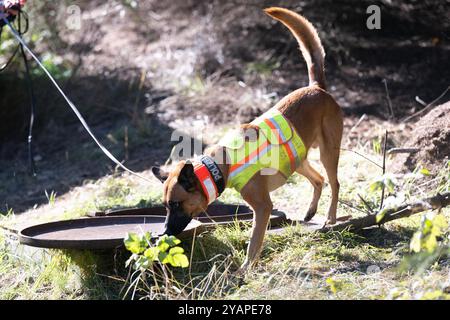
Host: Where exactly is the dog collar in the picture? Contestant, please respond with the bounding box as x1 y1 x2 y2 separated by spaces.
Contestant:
193 156 225 204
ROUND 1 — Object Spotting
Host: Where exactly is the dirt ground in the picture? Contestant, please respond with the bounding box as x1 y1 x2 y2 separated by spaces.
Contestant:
0 0 449 213
394 101 450 173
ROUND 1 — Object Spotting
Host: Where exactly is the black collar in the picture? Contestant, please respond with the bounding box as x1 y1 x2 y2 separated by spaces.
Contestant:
199 155 225 196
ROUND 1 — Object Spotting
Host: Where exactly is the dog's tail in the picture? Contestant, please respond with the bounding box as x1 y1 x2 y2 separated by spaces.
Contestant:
264 7 326 89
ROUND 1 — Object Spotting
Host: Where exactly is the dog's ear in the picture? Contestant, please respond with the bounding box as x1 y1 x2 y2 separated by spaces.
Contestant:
178 160 196 191
151 166 169 183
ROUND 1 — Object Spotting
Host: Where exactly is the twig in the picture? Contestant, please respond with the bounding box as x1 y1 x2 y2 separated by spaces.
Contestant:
357 193 374 215
340 148 383 169
403 86 450 122
349 114 367 133
415 96 427 107
387 148 419 155
382 79 395 119
164 145 177 166
379 130 388 210
346 114 367 145
338 198 371 215
132 69 147 124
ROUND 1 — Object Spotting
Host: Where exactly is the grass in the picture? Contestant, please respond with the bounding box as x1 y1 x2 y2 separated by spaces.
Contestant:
1 141 449 300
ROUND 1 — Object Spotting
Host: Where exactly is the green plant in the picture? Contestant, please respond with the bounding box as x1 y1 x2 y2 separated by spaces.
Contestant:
45 190 57 206
0 208 14 217
326 277 344 295
369 173 397 194
372 136 382 155
124 233 189 271
410 213 448 254
122 233 190 300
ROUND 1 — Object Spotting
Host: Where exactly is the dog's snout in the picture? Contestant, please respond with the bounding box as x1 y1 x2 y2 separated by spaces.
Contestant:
163 204 192 236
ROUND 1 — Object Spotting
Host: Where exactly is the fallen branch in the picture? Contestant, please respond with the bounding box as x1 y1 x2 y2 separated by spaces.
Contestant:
387 148 419 155
321 192 450 232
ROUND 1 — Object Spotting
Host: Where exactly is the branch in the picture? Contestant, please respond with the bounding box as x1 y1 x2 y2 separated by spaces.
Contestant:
320 192 450 232
387 148 419 155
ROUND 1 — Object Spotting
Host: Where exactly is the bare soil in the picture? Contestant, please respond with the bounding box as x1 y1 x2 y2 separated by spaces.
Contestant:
394 102 450 173
0 0 449 213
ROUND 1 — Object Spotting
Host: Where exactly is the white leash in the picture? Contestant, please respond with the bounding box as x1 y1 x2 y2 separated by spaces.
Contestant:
2 17 154 183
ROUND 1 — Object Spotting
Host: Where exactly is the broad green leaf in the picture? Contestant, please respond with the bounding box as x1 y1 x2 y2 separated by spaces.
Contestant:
424 235 437 253
420 168 431 176
124 233 147 254
144 232 153 242
422 219 433 235
376 208 389 223
144 247 160 261
326 277 341 294
157 241 170 253
370 181 384 192
433 214 448 230
410 232 422 253
158 251 170 264
172 254 189 268
164 236 181 247
169 246 184 255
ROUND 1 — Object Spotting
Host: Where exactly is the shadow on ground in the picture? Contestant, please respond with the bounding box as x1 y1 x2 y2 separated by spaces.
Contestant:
0 70 195 213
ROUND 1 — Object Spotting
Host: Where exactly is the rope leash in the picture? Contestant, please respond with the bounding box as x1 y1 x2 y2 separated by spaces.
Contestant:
1 9 36 175
17 10 36 176
2 17 154 183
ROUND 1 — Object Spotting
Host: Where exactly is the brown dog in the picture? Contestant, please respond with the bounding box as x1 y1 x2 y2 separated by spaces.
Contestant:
152 7 343 271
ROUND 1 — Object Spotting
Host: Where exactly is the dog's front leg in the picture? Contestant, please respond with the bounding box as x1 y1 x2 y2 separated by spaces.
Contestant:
238 177 273 273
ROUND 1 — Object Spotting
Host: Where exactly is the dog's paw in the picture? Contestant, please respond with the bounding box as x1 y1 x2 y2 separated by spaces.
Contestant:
235 261 252 277
234 267 249 280
320 218 337 230
303 208 317 222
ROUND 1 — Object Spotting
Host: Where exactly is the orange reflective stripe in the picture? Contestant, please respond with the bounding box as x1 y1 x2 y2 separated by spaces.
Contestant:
263 118 283 144
283 142 297 172
229 140 269 174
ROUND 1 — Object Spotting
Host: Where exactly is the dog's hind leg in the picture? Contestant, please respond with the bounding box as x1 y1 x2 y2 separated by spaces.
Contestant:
319 111 343 225
296 159 324 221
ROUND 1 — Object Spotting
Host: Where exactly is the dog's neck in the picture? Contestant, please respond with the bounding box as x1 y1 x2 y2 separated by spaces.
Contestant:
202 145 230 188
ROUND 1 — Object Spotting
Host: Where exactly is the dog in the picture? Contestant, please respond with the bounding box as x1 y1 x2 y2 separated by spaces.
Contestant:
152 7 343 272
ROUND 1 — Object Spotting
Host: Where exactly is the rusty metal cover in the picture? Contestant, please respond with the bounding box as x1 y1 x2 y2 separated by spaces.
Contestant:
19 216 203 250
89 203 252 220
18 205 286 250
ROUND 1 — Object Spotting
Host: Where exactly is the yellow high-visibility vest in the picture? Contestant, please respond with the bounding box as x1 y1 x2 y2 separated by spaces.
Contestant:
219 108 306 192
